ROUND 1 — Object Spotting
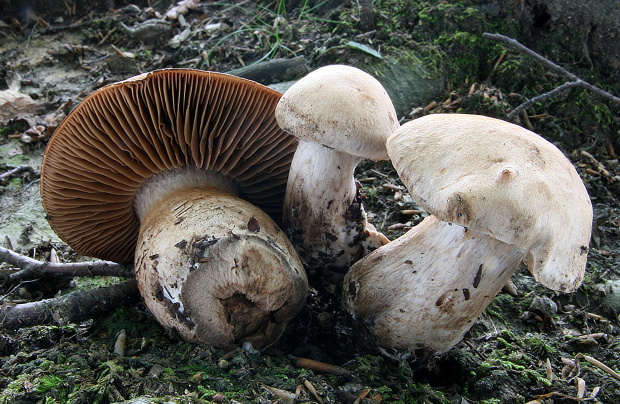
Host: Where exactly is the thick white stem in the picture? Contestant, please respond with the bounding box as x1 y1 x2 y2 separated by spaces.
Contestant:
343 216 525 353
133 168 308 351
284 140 388 270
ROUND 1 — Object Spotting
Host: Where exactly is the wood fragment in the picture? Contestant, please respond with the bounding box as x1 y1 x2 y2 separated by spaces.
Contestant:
0 247 133 283
387 223 408 231
353 387 371 404
577 354 620 382
400 209 424 215
584 312 606 321
0 165 37 182
262 384 297 404
290 356 352 376
303 379 324 404
545 358 553 382
581 150 613 179
0 280 140 329
482 33 620 119
575 377 586 398
114 328 127 357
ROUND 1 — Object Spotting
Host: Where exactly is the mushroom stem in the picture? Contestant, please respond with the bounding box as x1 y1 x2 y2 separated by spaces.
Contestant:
343 113 592 354
134 168 308 351
343 215 524 353
275 65 398 271
284 140 386 270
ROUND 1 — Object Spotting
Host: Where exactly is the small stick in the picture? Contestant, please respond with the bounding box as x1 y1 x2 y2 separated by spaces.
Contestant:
353 387 371 404
576 353 620 382
507 81 581 120
290 356 352 376
0 247 133 283
580 150 613 179
0 280 139 329
0 166 37 182
303 379 324 404
482 33 620 119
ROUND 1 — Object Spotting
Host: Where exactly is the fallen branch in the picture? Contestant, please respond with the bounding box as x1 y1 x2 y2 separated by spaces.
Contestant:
482 33 620 119
0 247 133 283
0 165 38 183
0 280 140 329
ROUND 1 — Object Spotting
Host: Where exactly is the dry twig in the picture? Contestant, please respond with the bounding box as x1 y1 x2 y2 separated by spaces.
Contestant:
0 247 138 329
290 355 352 376
0 165 37 183
0 246 133 283
576 353 620 383
483 33 620 119
0 280 139 329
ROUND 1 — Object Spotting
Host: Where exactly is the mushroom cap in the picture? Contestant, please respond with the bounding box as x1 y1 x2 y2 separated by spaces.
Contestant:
275 64 399 161
386 113 592 292
40 69 297 263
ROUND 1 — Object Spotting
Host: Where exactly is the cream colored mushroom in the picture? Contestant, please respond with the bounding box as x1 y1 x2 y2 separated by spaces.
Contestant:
275 64 399 271
41 69 308 351
343 113 592 353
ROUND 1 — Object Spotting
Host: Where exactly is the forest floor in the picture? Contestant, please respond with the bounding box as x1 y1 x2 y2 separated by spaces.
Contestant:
0 1 620 403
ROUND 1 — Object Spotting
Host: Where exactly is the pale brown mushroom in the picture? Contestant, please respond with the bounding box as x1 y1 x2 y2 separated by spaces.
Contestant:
275 64 399 271
40 69 308 351
343 113 592 353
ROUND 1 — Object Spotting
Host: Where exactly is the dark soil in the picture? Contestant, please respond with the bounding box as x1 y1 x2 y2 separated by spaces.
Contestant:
1 1 619 403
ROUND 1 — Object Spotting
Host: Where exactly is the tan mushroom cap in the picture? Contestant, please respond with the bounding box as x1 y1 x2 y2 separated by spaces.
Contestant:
386 113 592 292
275 64 398 161
41 69 297 263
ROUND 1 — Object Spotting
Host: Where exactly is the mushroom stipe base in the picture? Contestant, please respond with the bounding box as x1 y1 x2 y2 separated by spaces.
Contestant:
135 185 308 352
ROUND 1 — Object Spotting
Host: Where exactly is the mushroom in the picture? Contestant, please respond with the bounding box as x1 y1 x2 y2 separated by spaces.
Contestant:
40 69 308 351
275 65 399 271
343 113 592 353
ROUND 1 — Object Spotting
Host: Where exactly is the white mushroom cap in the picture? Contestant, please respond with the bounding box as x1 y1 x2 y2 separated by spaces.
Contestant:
386 114 592 292
343 113 593 354
275 65 398 270
276 64 398 161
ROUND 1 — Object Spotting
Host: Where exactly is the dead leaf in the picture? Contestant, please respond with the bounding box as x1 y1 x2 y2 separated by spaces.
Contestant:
166 0 200 20
0 89 41 122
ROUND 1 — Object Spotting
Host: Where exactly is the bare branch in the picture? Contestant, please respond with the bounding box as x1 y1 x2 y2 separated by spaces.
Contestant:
0 280 140 329
483 33 580 81
507 81 581 119
0 165 38 182
0 247 134 283
483 32 620 117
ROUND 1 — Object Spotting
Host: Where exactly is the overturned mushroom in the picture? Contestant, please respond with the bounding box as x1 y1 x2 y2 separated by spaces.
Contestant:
343 113 592 353
40 69 308 351
275 64 399 271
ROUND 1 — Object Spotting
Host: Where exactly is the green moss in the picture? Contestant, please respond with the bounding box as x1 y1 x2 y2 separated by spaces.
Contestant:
197 386 218 400
35 374 66 395
524 336 557 357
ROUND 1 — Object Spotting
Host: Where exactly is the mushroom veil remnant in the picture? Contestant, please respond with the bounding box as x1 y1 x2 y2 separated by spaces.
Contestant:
40 69 308 351
343 113 592 353
275 64 399 271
